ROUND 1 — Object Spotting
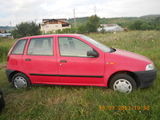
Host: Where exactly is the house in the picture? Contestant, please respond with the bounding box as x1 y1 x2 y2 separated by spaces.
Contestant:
0 33 12 38
40 19 71 33
0 29 6 33
98 24 124 32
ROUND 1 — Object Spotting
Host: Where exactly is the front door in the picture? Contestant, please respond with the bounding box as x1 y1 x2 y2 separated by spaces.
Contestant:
57 36 105 86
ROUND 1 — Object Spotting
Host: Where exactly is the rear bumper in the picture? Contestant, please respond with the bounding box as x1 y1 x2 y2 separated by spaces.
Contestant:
134 70 157 88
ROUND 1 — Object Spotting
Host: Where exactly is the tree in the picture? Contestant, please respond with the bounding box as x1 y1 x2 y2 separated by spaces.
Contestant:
12 22 41 38
154 17 160 30
129 20 143 30
85 15 100 32
140 21 154 30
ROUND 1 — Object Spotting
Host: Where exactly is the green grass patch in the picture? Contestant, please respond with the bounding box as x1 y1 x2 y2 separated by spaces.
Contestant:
0 38 15 63
0 31 160 120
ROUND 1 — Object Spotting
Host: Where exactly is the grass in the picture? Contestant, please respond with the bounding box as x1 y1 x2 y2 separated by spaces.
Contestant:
0 31 160 120
0 38 15 63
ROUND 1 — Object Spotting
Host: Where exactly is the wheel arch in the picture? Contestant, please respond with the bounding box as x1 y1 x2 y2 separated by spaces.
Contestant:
7 70 29 83
107 71 140 87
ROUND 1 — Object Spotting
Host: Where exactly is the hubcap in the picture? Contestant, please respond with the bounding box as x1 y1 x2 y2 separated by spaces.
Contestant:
113 79 132 93
14 76 27 88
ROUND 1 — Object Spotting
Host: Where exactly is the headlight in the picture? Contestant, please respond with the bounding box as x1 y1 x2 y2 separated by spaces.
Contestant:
145 64 155 71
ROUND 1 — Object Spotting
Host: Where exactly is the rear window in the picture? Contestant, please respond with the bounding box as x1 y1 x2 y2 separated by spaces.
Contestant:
11 39 27 55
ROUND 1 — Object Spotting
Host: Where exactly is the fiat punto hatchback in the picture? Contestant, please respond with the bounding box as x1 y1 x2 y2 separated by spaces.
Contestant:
6 34 156 93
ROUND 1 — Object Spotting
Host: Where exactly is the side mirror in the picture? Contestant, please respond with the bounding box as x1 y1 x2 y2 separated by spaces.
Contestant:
87 50 99 57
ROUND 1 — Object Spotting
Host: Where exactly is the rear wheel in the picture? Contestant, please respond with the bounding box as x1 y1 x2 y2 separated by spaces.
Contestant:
12 73 30 89
109 73 137 93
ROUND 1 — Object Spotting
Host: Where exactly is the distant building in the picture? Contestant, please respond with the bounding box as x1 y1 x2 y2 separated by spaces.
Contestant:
0 26 15 33
0 33 12 38
40 19 71 33
0 29 6 33
98 24 124 32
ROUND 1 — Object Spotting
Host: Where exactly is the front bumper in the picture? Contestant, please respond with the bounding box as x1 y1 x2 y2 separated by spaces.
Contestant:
134 70 157 88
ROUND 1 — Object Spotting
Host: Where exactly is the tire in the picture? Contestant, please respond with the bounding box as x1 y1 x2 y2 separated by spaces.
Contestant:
11 73 30 89
109 73 137 93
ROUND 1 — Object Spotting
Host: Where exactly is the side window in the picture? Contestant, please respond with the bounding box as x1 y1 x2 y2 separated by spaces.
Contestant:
11 39 27 54
28 37 53 55
59 37 92 57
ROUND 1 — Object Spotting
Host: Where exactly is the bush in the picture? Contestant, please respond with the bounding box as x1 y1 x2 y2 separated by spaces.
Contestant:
77 25 88 34
55 28 77 34
0 38 15 62
85 15 100 32
12 22 41 38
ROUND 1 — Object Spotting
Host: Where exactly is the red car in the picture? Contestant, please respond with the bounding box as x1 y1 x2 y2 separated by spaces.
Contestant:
6 34 156 93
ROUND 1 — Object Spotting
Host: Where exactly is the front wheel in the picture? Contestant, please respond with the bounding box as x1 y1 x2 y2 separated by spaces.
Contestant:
12 73 30 89
109 74 137 93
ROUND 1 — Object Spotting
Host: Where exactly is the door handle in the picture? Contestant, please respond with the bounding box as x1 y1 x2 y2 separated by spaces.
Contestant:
59 60 67 63
25 58 31 61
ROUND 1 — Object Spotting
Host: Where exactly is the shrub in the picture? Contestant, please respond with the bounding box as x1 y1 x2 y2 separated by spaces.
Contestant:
12 22 41 38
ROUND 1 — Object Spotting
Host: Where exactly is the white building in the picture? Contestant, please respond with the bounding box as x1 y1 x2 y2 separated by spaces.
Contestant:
98 24 124 32
41 19 71 33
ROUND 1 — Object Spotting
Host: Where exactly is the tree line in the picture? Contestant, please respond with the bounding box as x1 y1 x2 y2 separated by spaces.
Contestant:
128 17 160 30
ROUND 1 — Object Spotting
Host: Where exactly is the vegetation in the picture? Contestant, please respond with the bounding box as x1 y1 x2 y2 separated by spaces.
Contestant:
0 31 160 120
68 15 160 30
68 17 89 27
85 15 100 32
54 28 77 34
129 17 160 30
0 38 15 63
12 22 41 38
55 15 100 34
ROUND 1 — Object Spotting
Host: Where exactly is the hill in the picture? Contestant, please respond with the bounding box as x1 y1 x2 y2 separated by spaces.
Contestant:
68 14 160 27
68 17 89 26
140 14 160 19
0 26 15 32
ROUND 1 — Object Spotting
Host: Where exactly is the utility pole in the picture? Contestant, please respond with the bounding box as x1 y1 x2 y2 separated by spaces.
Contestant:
94 6 97 15
9 21 12 26
73 8 77 28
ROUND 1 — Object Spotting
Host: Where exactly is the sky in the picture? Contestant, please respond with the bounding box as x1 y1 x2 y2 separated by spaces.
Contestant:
0 0 160 26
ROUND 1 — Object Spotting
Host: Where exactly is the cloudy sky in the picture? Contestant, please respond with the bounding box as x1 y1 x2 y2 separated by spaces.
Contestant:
0 0 160 26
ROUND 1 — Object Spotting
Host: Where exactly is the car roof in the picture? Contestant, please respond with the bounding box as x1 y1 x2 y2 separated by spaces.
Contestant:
20 34 82 40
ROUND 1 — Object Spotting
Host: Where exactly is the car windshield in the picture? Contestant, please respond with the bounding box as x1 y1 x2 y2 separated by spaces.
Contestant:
80 35 111 52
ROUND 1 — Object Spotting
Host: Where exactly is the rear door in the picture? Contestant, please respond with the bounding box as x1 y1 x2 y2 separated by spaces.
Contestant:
23 37 59 84
57 36 105 86
7 39 27 71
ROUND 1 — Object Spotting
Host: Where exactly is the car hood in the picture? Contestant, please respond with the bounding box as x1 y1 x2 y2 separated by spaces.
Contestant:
116 49 151 62
107 49 152 66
